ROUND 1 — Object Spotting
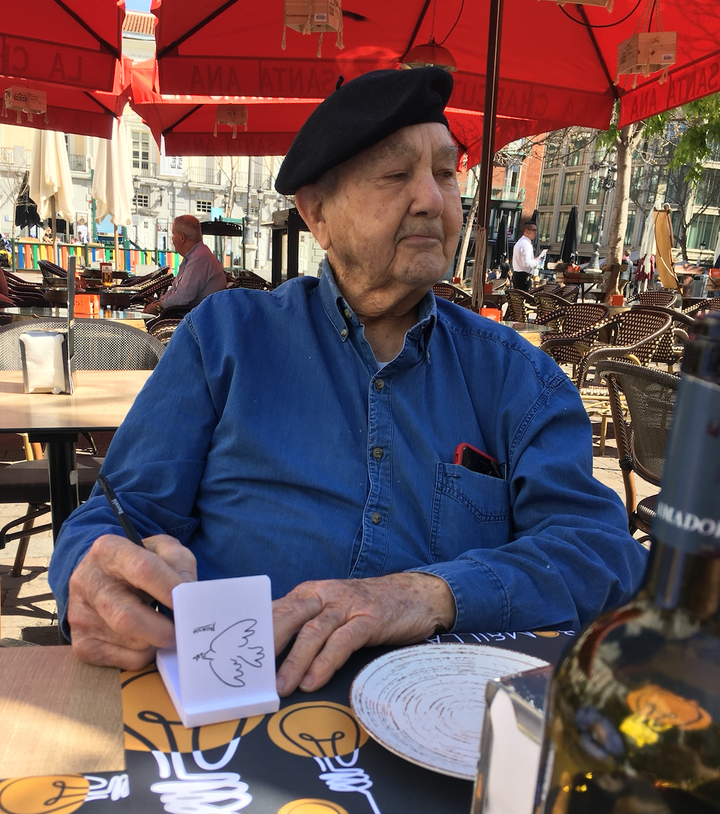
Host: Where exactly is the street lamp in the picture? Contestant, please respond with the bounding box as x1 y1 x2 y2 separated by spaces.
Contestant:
590 162 617 247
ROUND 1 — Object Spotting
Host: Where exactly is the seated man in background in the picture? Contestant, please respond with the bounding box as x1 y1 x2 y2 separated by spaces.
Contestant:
144 214 226 315
50 68 646 698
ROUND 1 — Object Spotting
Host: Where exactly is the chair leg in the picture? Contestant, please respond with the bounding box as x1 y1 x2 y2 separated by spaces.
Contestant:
598 415 607 456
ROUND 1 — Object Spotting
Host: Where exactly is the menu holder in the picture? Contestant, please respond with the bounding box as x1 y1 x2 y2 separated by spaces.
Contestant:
472 665 551 814
156 575 280 728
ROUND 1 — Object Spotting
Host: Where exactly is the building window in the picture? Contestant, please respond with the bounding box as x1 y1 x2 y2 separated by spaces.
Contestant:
586 175 601 205
561 172 582 206
625 211 637 245
556 211 570 242
545 137 562 169
566 133 589 167
538 174 557 207
132 131 150 171
537 212 552 243
196 200 213 213
688 214 719 250
133 193 149 208
581 210 599 244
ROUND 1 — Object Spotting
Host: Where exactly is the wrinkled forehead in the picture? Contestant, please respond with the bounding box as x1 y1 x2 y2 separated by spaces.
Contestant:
339 122 458 177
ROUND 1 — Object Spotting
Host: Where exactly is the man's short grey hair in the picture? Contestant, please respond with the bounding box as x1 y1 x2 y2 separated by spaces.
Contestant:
173 215 202 242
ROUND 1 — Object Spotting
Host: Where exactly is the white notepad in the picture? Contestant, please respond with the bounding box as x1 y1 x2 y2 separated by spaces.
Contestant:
156 575 280 728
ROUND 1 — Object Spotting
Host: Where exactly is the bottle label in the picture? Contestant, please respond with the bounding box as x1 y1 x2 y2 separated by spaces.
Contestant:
653 376 720 553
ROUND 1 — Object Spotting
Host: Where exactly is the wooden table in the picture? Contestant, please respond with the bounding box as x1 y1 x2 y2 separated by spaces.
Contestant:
563 272 606 302
0 370 151 538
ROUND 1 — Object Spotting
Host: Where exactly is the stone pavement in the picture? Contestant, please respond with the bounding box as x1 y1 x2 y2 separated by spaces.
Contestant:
0 421 657 646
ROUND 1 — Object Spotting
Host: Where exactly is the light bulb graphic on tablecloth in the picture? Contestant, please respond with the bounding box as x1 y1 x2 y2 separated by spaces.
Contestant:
267 702 382 814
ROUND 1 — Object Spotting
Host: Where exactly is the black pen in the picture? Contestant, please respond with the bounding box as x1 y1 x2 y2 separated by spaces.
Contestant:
97 474 146 548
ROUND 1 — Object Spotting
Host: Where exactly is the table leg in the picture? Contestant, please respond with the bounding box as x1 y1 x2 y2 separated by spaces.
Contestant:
44 440 80 540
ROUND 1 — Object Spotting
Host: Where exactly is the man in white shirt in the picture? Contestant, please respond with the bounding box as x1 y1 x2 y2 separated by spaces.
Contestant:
512 221 545 292
144 215 226 314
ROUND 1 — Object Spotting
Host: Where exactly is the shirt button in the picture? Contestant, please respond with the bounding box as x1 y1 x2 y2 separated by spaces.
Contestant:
374 379 385 391
344 308 353 320
372 447 383 460
340 328 348 339
371 512 382 525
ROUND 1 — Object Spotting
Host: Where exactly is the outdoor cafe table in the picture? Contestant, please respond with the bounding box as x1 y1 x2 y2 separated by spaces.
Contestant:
0 369 151 539
0 631 572 814
0 306 152 331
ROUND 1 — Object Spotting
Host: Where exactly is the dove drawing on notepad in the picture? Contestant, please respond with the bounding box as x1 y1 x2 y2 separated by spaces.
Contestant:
194 619 265 687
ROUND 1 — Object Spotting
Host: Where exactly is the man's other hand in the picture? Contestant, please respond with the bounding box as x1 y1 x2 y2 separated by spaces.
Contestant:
67 534 197 669
143 301 163 315
273 573 456 697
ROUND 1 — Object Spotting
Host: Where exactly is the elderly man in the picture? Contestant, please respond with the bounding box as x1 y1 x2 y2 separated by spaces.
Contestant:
144 215 226 315
512 221 546 292
49 69 645 697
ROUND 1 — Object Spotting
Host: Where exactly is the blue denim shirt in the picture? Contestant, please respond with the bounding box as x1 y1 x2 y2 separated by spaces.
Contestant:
49 262 647 638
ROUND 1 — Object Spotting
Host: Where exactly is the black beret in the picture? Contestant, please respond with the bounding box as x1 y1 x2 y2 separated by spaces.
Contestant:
275 67 453 195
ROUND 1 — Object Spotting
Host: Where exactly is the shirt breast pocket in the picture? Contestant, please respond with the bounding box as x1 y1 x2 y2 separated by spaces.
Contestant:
430 462 511 563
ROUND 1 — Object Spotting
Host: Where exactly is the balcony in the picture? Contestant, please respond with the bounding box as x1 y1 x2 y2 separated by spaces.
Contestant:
187 166 222 186
0 146 32 166
234 171 266 190
492 186 525 203
132 162 158 179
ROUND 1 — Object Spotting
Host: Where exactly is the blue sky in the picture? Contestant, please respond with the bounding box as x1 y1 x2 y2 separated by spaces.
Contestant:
125 0 151 10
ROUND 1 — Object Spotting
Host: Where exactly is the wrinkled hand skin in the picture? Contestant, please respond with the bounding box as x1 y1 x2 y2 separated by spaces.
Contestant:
273 572 456 697
67 534 197 669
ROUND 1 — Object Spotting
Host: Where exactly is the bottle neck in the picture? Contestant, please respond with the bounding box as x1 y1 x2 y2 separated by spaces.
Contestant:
641 537 720 622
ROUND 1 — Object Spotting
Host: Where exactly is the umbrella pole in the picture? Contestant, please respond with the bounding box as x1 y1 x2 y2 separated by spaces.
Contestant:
114 224 119 266
472 0 503 311
52 198 58 266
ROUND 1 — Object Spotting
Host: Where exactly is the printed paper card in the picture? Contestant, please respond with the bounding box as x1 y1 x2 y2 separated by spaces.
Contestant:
156 575 280 728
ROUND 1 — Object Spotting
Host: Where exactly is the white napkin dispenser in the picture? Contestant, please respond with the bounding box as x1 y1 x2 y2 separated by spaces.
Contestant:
19 331 73 394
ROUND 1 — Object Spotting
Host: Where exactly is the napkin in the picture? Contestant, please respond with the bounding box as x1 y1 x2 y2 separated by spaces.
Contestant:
19 330 72 394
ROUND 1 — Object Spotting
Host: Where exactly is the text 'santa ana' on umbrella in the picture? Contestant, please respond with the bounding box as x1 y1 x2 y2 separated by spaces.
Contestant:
2 0 124 92
152 0 720 138
127 59 527 165
560 207 579 264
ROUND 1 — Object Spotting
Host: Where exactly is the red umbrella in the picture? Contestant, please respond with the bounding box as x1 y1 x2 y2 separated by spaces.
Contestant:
2 0 124 92
1 59 132 140
152 0 719 131
129 58 549 165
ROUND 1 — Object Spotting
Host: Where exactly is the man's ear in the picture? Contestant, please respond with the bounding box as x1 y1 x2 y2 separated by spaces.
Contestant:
295 185 331 250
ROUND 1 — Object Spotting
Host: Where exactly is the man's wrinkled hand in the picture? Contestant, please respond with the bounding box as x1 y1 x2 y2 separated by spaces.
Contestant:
67 533 197 669
273 573 456 697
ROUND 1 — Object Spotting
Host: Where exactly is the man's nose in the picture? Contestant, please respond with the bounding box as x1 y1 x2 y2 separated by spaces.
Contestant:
408 171 444 218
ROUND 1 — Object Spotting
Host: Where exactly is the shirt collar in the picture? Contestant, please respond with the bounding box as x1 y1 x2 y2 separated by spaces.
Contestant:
318 257 437 348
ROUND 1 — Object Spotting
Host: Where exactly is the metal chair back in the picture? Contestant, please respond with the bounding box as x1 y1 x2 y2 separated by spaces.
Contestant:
598 360 679 535
0 318 165 371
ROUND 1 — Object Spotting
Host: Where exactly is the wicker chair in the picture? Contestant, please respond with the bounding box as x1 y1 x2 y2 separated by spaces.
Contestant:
627 290 679 308
504 289 537 322
3 271 51 307
38 259 68 279
534 292 571 327
537 303 609 369
0 318 165 574
573 308 673 387
638 305 695 372
432 282 473 308
558 284 580 302
683 297 720 317
147 317 184 345
232 270 274 291
129 272 175 306
598 360 679 537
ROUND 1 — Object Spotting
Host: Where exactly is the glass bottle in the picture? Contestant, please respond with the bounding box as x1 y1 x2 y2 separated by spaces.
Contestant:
534 312 720 814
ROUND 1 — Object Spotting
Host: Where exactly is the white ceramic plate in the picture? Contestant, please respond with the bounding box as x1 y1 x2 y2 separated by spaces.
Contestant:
350 644 548 780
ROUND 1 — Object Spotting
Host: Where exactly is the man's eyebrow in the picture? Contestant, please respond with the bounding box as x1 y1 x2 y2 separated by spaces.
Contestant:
436 144 459 164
